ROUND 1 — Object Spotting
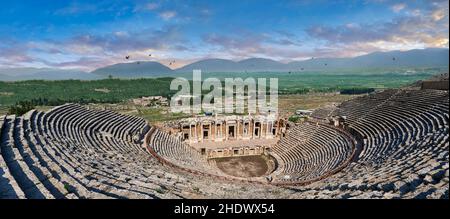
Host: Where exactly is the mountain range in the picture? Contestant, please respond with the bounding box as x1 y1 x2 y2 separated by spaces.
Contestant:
0 68 102 81
177 48 449 72
1 48 448 81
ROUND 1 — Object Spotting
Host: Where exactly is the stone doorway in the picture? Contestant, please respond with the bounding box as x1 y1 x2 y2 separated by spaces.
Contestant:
228 125 236 138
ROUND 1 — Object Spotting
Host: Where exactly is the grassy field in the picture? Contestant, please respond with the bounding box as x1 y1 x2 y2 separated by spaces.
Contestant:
0 77 176 106
0 68 443 109
176 67 444 93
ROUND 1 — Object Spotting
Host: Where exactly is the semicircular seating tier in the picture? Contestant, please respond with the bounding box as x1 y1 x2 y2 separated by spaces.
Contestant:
292 89 449 199
144 127 230 178
270 122 356 184
1 88 449 199
0 104 214 199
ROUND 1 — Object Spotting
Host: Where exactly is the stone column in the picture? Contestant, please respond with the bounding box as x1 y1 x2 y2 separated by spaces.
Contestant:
252 120 256 139
211 123 215 141
189 125 192 143
237 120 240 140
274 121 278 137
194 123 198 141
200 122 203 142
225 123 228 140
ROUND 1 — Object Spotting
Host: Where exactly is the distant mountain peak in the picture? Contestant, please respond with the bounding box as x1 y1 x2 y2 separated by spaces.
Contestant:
91 61 173 78
175 48 448 73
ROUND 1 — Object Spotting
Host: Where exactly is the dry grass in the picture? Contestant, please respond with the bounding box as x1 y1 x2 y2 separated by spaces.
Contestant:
94 88 111 93
279 93 360 117
35 106 55 113
0 106 8 115
0 92 14 96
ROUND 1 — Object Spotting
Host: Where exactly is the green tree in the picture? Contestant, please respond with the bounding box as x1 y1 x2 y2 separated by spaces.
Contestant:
8 101 35 116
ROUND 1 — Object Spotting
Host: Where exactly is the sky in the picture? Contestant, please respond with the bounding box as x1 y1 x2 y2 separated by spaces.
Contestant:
0 0 448 71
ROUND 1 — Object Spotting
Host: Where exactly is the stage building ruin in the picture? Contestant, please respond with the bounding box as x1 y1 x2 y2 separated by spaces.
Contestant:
168 114 287 158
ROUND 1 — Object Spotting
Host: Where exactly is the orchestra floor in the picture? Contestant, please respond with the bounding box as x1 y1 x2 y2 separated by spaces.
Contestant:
213 155 270 178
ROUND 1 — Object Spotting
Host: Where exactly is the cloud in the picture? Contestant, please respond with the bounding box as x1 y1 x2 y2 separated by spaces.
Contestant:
40 57 106 69
146 3 159 10
275 39 301 46
114 31 129 37
133 2 159 12
55 1 133 17
202 31 270 57
159 11 177 20
0 23 192 71
272 32 303 47
306 0 449 57
0 40 36 63
134 1 211 22
275 30 296 38
391 3 406 13
431 8 448 21
66 25 186 54
1 0 447 70
54 3 97 15
201 31 310 60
